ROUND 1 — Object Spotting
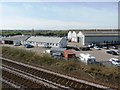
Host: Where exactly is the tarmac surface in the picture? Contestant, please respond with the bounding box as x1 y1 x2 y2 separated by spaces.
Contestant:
1 44 119 62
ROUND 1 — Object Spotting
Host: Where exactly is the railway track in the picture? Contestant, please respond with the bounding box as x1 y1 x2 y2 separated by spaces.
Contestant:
1 57 113 90
1 64 69 90
1 66 54 89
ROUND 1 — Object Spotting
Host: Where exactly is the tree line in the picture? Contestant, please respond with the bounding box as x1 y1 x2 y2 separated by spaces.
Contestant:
1 30 68 37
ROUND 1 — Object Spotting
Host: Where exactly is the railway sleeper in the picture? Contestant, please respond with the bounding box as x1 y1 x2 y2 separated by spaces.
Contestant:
56 78 62 83
60 79 68 85
52 77 59 82
3 69 45 88
2 76 26 89
2 58 112 90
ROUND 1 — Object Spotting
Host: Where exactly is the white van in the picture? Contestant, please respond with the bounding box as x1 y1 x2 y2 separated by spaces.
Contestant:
79 53 96 64
13 42 21 46
43 50 51 54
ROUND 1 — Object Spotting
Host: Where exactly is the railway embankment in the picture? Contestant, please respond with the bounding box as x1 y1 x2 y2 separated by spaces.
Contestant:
1 46 120 89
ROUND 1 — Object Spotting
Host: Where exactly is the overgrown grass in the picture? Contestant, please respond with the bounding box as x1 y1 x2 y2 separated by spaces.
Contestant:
1 46 120 89
2 46 56 66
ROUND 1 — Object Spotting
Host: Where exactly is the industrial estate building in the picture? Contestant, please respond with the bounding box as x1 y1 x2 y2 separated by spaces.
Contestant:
25 36 67 48
1 29 119 48
2 35 67 48
68 29 119 45
2 35 30 45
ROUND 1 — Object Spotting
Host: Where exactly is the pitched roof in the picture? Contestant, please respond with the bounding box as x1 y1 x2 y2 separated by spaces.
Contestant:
2 35 30 41
26 36 64 43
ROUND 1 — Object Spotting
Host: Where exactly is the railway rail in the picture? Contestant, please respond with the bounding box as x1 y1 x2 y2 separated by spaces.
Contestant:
1 66 54 89
1 57 113 90
1 64 69 90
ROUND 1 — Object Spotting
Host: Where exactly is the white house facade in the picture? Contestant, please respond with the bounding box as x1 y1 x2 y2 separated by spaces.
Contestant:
71 31 77 42
25 36 67 48
67 31 72 40
77 32 85 45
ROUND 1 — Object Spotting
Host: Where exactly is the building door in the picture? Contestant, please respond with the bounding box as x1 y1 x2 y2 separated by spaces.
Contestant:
77 37 79 43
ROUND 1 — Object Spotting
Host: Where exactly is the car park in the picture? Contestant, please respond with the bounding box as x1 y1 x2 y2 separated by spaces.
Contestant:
109 58 120 66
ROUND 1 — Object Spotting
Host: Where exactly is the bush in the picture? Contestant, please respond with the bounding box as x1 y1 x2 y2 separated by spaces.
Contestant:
61 61 78 72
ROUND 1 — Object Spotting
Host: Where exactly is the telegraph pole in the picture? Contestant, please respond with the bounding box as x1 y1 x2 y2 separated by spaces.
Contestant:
32 28 34 36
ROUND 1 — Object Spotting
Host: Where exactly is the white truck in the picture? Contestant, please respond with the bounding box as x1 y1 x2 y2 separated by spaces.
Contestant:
79 53 96 64
43 50 51 54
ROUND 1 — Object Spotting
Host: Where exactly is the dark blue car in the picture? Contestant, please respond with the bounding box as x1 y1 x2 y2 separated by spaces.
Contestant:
106 50 118 55
24 44 34 48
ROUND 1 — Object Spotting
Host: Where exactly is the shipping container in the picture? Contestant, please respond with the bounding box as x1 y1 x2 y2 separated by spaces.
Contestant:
64 50 75 59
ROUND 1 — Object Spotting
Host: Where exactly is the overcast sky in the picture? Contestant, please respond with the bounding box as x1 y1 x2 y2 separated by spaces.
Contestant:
0 1 119 30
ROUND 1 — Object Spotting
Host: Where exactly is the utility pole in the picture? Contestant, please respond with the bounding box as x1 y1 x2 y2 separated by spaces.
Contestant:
32 28 34 36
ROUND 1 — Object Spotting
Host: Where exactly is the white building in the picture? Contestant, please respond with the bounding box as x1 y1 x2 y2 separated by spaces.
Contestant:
2 35 30 45
68 29 120 46
67 31 72 40
25 36 67 48
71 31 77 42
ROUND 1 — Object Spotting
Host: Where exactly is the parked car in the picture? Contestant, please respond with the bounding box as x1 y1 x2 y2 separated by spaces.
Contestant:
88 43 94 48
106 50 118 55
94 46 101 50
109 46 118 49
14 43 21 46
102 46 109 49
24 44 34 48
109 58 120 66
52 52 62 56
80 46 90 51
51 52 63 59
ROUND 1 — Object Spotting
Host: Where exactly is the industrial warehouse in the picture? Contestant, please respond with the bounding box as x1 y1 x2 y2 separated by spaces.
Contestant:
2 35 30 45
25 36 67 48
1 35 67 48
68 29 120 45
